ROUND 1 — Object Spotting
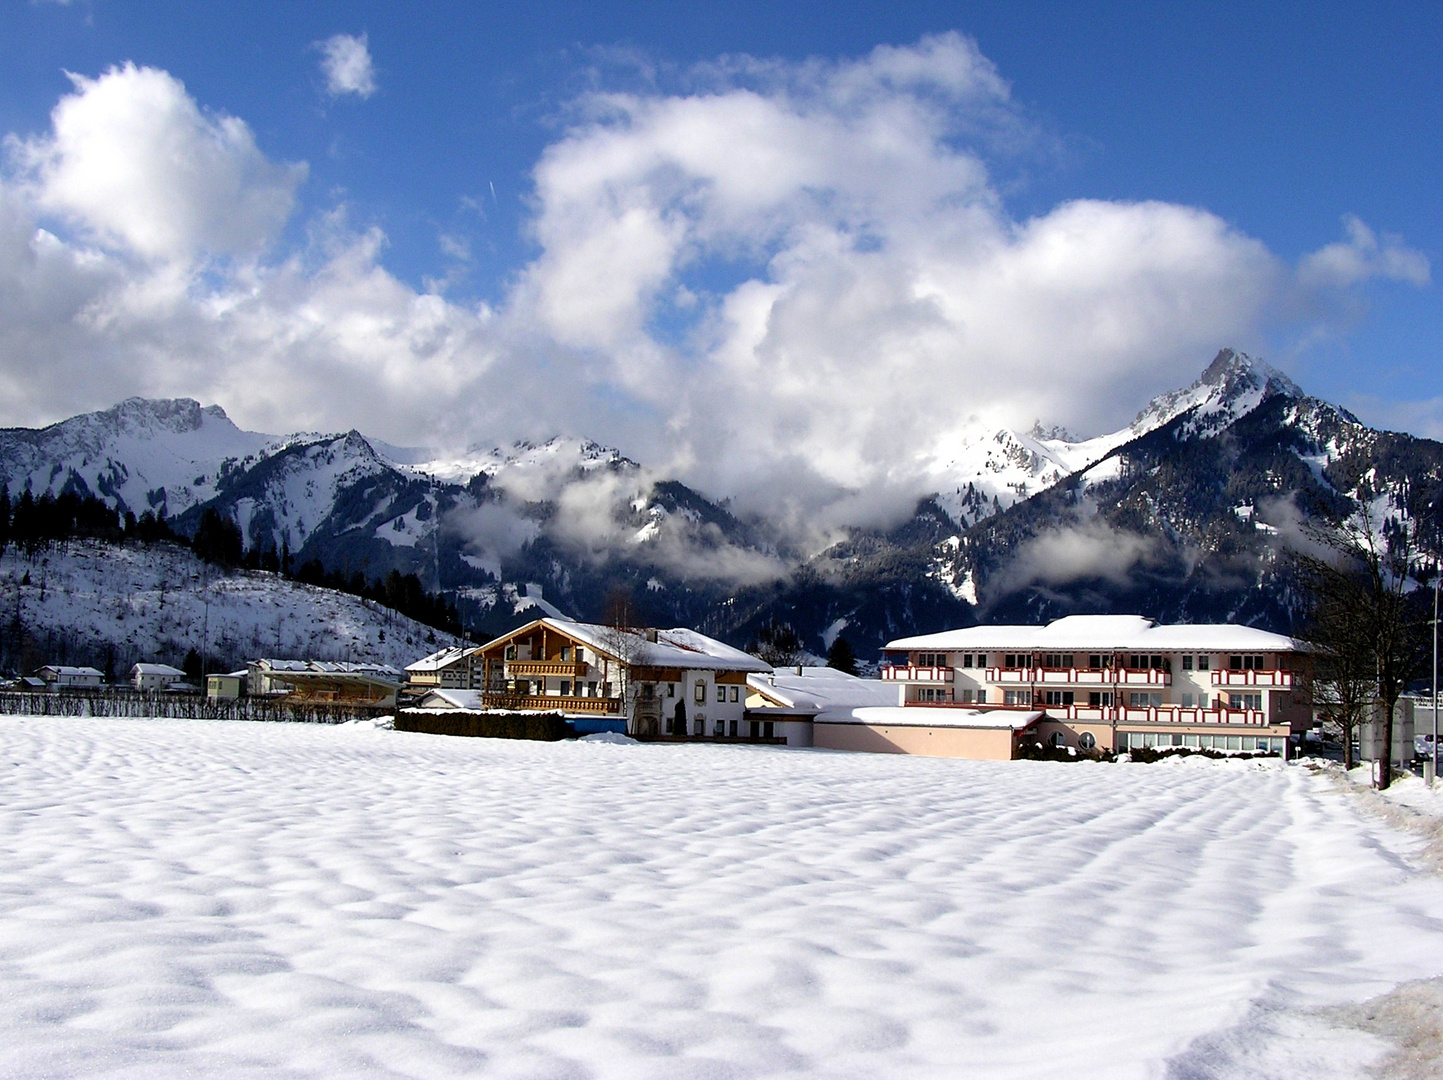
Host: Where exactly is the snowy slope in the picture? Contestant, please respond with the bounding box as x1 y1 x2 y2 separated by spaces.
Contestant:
0 719 1440 1078
1 540 460 672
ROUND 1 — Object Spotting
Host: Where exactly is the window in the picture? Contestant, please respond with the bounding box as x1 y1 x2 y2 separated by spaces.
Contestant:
576 648 586 664
917 687 951 702
729 719 737 736
1181 693 1193 708
1229 693 1262 711
560 680 571 696
730 686 739 702
917 652 948 668
717 685 726 703
1127 654 1166 671
694 719 704 736
1078 731 1097 751
504 645 517 661
559 646 571 662
1088 653 1112 669
641 683 654 700
601 682 611 698
959 688 975 704
1182 654 1194 670
1004 689 1029 705
750 720 759 738
1050 731 1067 749
1042 653 1073 669
667 683 675 697
714 719 725 736
975 689 986 704
1129 692 1163 708
1198 693 1208 708
1197 654 1210 670
1004 653 1028 669
1043 690 1074 706
1229 654 1265 671
694 682 706 703
763 721 774 739
1088 691 1113 707
960 653 974 669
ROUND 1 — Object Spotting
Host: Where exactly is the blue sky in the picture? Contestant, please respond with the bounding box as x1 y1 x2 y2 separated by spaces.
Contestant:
0 0 1438 518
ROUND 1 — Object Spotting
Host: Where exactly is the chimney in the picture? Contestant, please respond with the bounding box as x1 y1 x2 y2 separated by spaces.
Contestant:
644 628 658 642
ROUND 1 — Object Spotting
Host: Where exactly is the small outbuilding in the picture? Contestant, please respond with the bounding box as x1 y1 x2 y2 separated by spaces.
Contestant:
813 706 1043 760
36 665 105 690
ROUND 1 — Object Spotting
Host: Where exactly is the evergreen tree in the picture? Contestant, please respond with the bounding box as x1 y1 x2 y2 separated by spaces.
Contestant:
826 636 858 676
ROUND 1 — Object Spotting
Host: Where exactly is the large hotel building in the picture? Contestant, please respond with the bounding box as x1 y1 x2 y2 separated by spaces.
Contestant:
882 615 1309 756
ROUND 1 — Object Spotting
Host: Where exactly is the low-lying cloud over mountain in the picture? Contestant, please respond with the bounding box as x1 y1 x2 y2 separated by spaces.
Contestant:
0 36 1430 541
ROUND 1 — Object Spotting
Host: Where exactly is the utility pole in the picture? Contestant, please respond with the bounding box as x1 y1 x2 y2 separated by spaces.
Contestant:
1432 568 1439 786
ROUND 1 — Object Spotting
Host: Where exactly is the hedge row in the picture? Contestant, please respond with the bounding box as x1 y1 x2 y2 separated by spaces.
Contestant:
395 710 572 741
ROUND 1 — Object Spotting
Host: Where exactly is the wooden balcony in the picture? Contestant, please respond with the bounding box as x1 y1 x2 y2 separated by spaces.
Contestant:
482 692 619 715
505 660 588 678
1211 669 1294 688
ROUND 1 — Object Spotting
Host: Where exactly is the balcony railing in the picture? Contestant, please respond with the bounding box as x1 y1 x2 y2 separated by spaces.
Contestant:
505 660 589 678
906 700 1269 726
481 692 620 715
982 667 1171 686
880 665 953 682
984 667 1032 683
1211 669 1294 688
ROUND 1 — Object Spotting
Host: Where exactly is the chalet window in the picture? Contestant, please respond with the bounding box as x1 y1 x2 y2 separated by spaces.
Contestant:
764 721 774 739
601 682 611 697
975 689 986 703
694 719 704 736
667 682 676 697
1004 689 1029 705
1042 654 1073 669
576 648 586 664
1182 655 1194 670
560 680 571 696
504 645 516 661
916 687 950 702
1198 693 1208 708
959 689 975 703
1088 654 1113 669
1129 692 1163 708
1197 654 1210 670
1043 690 1074 706
694 682 706 703
642 683 654 700
1004 653 1028 669
1182 693 1194 707
1229 693 1262 710
560 646 571 661
1228 654 1265 671
917 652 948 668
730 686 739 702
714 719 725 736
960 654 974 668
587 681 598 697
729 719 738 736
716 685 726 703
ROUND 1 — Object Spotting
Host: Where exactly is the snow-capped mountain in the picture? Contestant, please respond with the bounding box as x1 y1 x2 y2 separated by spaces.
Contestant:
2 347 1437 658
927 349 1306 528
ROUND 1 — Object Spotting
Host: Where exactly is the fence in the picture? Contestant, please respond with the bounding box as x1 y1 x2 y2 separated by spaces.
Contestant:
0 690 388 725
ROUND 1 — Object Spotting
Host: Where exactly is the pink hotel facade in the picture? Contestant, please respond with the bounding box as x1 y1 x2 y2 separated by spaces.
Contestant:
883 615 1310 756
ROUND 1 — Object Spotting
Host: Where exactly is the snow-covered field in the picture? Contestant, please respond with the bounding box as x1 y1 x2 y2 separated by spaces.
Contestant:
1 717 1441 1079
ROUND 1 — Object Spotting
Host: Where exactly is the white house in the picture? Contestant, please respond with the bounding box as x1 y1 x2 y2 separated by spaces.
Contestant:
36 665 104 689
405 646 483 689
883 615 1309 757
131 663 186 692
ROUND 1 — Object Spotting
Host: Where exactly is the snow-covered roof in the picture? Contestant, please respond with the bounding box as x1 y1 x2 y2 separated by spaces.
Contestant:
252 659 401 677
748 668 900 712
886 615 1301 654
132 663 185 677
405 646 479 673
816 706 1043 731
417 689 487 711
487 618 769 674
39 665 104 677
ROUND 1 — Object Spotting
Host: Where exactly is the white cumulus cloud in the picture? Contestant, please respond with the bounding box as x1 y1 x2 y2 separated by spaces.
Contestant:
318 33 377 99
0 38 1430 545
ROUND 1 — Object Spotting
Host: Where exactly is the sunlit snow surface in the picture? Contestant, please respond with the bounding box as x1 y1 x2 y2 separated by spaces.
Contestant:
1 718 1440 1079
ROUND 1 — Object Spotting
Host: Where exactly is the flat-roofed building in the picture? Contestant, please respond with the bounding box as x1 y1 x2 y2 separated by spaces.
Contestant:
247 659 403 708
883 615 1308 757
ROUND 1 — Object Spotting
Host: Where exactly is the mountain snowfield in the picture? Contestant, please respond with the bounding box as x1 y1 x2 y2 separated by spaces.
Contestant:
1 717 1441 1078
1 540 460 672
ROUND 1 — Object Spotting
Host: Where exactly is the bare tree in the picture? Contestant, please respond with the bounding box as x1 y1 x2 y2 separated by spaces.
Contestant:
1297 505 1431 789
